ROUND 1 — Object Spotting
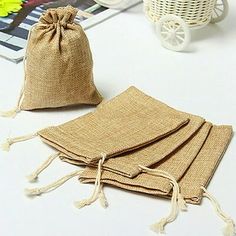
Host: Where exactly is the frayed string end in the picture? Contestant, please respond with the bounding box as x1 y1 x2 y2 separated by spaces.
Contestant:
201 186 236 236
138 165 184 234
25 169 82 197
150 220 166 234
1 133 38 152
223 219 236 236
74 185 108 209
178 194 188 211
26 173 38 183
99 185 109 209
25 188 42 197
0 108 19 118
1 140 11 152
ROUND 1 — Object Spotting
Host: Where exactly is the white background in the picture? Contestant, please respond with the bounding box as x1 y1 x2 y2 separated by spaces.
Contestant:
0 2 236 236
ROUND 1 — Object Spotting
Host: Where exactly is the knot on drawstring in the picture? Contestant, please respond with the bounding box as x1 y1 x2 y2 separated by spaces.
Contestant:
74 153 108 209
201 186 236 236
0 107 20 118
1 138 13 152
1 132 38 152
25 188 42 196
25 169 83 197
138 165 187 234
27 173 39 183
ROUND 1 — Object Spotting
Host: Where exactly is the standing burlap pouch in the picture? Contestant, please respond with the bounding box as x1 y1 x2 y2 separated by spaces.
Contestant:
5 6 102 114
38 87 189 164
79 124 232 204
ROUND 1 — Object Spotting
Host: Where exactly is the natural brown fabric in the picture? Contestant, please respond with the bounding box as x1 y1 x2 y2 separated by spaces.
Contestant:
178 125 233 204
79 125 232 205
62 115 205 178
38 86 188 164
99 114 205 177
21 6 102 110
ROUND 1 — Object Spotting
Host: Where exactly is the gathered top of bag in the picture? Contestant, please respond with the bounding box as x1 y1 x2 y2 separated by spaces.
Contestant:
39 5 77 27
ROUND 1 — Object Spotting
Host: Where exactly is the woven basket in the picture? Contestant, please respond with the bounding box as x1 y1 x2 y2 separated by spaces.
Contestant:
144 0 216 27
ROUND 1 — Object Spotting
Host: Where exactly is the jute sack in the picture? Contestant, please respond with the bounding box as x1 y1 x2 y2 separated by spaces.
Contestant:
79 125 232 204
61 114 205 178
178 125 233 204
0 6 102 118
2 87 188 165
79 122 212 194
47 85 204 177
34 86 189 164
22 125 234 236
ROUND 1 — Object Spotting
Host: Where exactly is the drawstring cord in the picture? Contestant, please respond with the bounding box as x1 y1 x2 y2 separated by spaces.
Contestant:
0 24 36 118
74 153 108 209
201 186 236 236
27 152 60 182
139 165 187 234
25 169 83 196
1 132 38 152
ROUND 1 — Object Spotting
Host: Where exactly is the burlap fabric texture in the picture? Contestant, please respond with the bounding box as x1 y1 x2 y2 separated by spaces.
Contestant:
79 125 233 204
60 111 205 178
21 6 102 110
3 86 233 207
9 86 233 235
38 86 189 165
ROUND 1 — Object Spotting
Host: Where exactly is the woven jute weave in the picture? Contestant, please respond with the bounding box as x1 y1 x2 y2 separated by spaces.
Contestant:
61 115 205 178
38 87 188 164
79 125 233 204
21 6 102 110
178 125 233 204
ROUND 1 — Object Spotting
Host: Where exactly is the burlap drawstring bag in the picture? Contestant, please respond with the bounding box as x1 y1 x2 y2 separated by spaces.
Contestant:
22 126 234 235
2 86 234 235
178 125 233 204
29 120 209 212
1 86 189 208
30 86 205 179
79 122 213 196
79 125 235 235
58 86 205 178
56 121 211 211
61 114 205 178
79 125 232 202
1 87 188 163
0 6 102 118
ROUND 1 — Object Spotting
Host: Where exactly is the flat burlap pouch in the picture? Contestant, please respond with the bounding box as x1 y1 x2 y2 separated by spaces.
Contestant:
61 114 205 178
0 6 102 118
22 125 234 236
178 125 233 204
79 124 233 204
59 86 205 178
37 86 190 164
3 87 189 165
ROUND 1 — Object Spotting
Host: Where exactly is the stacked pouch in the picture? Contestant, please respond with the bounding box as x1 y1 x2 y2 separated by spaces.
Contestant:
37 86 191 165
79 124 232 204
3 86 234 235
58 87 205 178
